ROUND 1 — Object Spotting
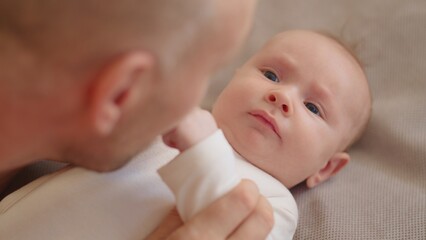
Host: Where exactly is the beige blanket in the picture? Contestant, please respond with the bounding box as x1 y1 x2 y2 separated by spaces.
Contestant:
203 0 426 239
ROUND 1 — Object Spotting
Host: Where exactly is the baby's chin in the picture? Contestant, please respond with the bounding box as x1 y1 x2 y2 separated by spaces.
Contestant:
221 129 259 165
219 127 247 157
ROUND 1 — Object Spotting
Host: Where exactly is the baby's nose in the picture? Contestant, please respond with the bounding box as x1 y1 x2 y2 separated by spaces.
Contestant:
266 93 292 115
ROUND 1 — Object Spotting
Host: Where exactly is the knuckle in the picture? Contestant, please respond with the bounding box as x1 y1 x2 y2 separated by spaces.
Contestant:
169 227 200 240
256 198 275 230
186 231 202 240
261 210 275 231
233 180 258 212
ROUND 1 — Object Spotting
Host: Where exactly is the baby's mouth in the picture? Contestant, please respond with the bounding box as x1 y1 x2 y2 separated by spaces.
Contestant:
249 111 281 138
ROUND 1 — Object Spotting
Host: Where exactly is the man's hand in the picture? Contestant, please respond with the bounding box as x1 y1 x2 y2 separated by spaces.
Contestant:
162 108 218 152
145 180 274 240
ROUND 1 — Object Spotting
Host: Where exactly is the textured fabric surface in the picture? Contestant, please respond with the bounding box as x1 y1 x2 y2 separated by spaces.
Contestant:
203 0 426 239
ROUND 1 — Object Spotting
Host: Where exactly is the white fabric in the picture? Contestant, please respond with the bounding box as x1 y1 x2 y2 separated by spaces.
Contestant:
159 130 298 240
0 139 178 240
0 131 297 240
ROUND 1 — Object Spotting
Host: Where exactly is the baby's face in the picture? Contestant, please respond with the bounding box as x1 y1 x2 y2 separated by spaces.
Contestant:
212 30 370 188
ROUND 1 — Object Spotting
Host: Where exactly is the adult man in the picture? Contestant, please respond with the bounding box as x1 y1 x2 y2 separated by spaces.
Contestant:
0 0 273 239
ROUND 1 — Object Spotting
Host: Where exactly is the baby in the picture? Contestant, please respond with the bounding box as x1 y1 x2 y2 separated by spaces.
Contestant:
0 30 371 240
159 30 372 239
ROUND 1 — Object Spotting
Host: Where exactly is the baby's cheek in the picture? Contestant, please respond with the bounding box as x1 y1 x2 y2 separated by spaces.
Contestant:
300 131 327 159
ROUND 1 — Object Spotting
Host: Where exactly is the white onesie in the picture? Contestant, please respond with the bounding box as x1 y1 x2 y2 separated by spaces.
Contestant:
0 130 297 239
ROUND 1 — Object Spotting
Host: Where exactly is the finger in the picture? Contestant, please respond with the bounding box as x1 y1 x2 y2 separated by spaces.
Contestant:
228 196 274 240
168 180 260 239
145 208 183 240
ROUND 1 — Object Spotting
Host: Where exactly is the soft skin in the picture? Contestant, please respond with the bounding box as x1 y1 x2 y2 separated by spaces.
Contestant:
212 30 371 189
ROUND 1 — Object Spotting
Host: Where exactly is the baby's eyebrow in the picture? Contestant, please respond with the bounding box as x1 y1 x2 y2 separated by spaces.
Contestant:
276 52 298 72
315 84 332 101
312 83 334 117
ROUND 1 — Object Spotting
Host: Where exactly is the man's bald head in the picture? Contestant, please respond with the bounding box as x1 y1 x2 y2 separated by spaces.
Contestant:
0 0 214 75
0 0 257 172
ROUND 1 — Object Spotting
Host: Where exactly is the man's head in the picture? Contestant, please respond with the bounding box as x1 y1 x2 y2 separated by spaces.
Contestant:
213 30 371 188
0 0 257 172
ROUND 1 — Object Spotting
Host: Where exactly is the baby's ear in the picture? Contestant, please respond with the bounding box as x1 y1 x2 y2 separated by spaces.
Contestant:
306 152 350 188
88 51 154 136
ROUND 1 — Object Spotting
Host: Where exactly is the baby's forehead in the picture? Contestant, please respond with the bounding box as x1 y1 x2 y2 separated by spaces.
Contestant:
259 31 365 82
264 31 351 57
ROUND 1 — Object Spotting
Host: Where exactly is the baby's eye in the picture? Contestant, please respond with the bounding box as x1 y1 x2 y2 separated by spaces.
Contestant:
305 102 321 116
263 70 279 82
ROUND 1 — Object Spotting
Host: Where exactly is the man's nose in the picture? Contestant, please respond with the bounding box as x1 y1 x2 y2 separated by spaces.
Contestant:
265 91 293 116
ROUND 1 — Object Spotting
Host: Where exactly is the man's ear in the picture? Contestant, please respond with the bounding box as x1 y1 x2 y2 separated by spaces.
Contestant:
306 152 350 188
88 52 154 136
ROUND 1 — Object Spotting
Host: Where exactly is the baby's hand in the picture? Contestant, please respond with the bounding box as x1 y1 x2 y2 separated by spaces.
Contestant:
163 108 218 152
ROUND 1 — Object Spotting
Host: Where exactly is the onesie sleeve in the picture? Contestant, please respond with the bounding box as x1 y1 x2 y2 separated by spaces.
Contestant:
235 154 299 240
268 196 298 240
158 130 299 239
158 130 240 221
